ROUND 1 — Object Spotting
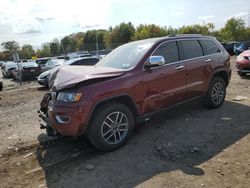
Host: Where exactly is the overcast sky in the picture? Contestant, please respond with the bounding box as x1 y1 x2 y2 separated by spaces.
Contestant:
0 0 249 48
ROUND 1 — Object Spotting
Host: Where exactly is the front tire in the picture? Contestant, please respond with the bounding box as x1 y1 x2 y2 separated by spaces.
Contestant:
203 77 226 109
88 102 134 152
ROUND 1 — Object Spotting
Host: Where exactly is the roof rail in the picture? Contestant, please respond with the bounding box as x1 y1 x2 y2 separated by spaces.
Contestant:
168 34 203 37
167 34 176 37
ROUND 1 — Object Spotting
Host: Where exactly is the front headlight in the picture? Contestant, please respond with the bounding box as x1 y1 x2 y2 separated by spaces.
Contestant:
236 55 244 62
57 92 82 102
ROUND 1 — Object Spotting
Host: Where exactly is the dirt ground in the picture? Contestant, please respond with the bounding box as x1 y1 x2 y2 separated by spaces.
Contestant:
0 57 250 188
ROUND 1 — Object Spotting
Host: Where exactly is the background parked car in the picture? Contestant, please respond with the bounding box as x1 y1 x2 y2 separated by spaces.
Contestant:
221 41 240 56
38 57 100 87
2 62 17 78
236 50 250 76
234 42 249 55
42 59 65 72
13 61 42 81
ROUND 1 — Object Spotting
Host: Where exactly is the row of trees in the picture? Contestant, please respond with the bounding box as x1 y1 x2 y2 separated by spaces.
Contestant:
1 17 250 61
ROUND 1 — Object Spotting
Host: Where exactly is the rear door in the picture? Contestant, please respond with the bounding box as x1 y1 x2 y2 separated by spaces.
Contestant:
200 39 222 91
142 41 186 114
178 39 214 99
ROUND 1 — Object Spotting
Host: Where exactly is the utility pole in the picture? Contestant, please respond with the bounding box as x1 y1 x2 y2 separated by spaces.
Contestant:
96 31 99 57
12 50 22 85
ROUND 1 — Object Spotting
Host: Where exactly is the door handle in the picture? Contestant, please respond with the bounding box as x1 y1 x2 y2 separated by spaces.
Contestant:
175 65 184 70
204 59 212 63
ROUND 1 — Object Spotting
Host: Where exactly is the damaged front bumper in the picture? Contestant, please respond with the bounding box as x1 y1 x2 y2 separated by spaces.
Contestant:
38 92 60 137
39 92 90 137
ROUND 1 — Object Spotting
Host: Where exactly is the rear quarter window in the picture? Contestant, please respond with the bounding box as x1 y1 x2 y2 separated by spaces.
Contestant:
178 40 203 60
201 40 221 55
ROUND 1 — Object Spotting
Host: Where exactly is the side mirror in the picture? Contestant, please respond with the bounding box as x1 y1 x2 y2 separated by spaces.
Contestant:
145 56 166 69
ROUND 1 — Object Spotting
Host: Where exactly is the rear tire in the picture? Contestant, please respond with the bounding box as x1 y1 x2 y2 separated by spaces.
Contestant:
87 102 134 152
203 77 226 109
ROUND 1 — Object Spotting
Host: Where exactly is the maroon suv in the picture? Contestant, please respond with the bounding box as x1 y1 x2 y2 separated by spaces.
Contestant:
39 35 231 151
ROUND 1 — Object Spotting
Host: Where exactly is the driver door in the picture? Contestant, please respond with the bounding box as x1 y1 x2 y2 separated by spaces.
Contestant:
142 41 186 114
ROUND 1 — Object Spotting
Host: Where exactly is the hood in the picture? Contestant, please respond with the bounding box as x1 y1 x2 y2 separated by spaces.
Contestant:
49 66 126 90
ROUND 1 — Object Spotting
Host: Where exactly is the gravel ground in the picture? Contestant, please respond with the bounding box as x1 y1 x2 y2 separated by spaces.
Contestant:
0 57 250 188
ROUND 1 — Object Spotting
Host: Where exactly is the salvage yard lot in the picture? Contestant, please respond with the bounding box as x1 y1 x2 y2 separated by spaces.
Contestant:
0 57 250 188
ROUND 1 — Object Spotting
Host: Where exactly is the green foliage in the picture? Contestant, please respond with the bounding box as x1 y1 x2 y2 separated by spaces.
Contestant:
105 22 135 48
1 41 19 52
220 17 247 42
0 51 11 61
19 44 35 59
60 36 71 55
75 32 84 51
179 23 215 35
83 30 98 51
36 43 51 57
49 39 60 56
133 24 166 40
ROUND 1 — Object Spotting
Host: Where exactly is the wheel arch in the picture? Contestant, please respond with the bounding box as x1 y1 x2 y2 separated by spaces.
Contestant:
83 94 139 133
213 70 229 86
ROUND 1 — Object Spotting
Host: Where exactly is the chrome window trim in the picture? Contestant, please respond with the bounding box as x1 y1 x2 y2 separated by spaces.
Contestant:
142 38 223 71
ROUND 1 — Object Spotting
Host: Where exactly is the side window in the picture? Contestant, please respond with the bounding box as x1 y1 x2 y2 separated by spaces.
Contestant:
88 58 99 65
179 40 203 60
71 60 82 65
152 41 179 64
71 58 99 66
200 40 221 55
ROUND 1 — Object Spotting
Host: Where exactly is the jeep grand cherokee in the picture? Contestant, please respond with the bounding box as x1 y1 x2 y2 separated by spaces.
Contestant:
39 34 231 151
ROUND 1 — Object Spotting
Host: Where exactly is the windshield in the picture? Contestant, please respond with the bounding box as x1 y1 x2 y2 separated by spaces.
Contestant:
96 39 155 69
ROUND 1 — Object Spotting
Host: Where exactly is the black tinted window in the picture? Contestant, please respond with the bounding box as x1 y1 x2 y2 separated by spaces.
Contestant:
201 40 221 55
152 41 179 64
179 40 203 60
87 58 99 65
72 58 99 66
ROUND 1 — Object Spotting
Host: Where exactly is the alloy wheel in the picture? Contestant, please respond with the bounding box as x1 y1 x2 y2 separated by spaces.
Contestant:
101 111 129 145
211 82 225 105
